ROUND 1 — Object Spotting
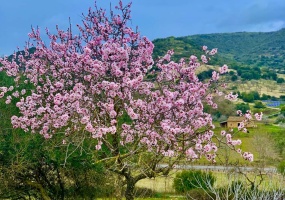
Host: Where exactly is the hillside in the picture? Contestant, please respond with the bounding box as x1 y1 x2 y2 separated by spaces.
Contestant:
153 28 285 70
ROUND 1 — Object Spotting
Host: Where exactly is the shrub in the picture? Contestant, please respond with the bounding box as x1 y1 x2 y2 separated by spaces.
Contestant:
254 101 266 109
277 78 285 84
173 170 216 193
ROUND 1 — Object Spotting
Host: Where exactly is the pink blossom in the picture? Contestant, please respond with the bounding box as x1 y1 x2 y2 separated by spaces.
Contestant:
109 110 117 118
238 122 244 131
225 92 238 101
209 48 218 55
201 55 208 63
243 152 254 162
204 144 212 152
212 71 219 81
95 144 101 150
5 99 11 104
80 116 90 124
8 86 14 91
0 92 4 98
254 112 263 121
219 64 228 74
236 110 242 116
0 87 8 93
186 148 198 159
195 143 202 150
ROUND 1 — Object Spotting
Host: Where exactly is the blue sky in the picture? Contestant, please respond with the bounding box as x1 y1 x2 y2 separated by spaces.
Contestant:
1 0 285 56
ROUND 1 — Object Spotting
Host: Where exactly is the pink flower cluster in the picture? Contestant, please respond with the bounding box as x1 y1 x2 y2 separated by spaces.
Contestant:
219 65 228 74
225 92 238 101
254 112 263 121
0 0 255 163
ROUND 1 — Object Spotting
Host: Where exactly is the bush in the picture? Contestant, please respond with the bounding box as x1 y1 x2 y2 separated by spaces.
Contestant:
277 78 285 83
173 170 216 193
254 101 266 109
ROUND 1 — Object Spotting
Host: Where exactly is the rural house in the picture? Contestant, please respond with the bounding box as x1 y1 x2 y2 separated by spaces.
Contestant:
220 116 256 128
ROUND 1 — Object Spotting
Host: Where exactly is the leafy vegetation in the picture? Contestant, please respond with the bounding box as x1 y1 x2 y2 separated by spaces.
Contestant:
173 170 215 193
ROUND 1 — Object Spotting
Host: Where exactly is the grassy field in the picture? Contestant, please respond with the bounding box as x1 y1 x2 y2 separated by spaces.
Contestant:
136 170 285 194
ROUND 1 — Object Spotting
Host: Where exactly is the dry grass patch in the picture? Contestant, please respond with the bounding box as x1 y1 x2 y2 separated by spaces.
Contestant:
136 170 285 194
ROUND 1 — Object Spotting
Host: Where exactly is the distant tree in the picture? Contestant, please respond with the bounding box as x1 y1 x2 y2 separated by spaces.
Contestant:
280 95 285 100
268 71 278 80
236 103 250 114
254 101 266 109
253 67 261 74
260 93 270 100
197 69 214 81
251 91 260 100
277 78 285 84
272 96 278 100
241 92 254 102
241 72 253 80
237 69 242 76
231 75 238 81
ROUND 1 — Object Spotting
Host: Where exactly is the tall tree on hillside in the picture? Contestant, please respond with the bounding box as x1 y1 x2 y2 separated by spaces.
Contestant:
0 1 261 199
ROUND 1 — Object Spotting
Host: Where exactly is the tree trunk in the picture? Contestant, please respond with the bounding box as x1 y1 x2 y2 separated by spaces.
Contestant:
125 177 136 200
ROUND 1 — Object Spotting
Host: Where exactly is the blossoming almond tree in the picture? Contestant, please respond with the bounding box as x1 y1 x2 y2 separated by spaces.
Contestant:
0 1 261 199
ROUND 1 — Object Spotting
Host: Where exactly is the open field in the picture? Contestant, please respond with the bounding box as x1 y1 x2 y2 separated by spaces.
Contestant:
137 170 285 194
228 77 285 98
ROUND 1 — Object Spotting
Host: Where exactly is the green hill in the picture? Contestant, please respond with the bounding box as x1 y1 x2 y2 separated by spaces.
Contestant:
153 28 285 70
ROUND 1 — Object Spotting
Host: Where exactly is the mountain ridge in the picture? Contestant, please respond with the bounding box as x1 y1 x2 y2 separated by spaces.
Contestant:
152 28 285 69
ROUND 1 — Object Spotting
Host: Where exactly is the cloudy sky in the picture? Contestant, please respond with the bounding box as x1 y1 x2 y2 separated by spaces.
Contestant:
1 0 285 56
